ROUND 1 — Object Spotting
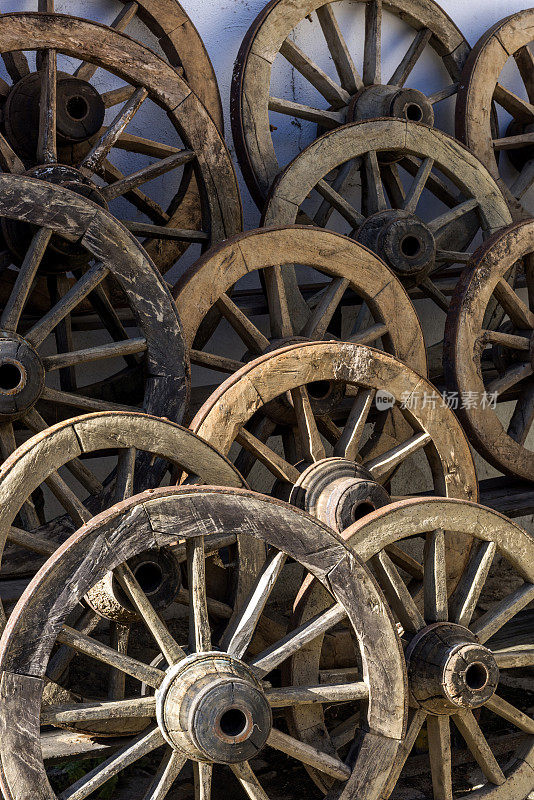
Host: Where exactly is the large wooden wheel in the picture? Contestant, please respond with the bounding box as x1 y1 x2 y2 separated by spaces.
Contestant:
0 485 406 800
456 9 534 222
0 13 241 277
174 225 427 406
290 498 534 799
444 220 534 482
5 0 223 131
231 0 470 207
262 119 512 322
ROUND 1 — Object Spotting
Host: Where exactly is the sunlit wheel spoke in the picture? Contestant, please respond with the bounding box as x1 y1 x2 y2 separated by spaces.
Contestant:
452 711 506 785
41 696 156 726
267 727 350 781
448 540 496 627
427 715 453 800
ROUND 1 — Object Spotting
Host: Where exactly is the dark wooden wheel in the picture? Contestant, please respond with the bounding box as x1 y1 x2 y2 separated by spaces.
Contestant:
291 498 534 799
231 0 470 208
0 484 406 800
0 13 241 277
456 9 534 222
444 220 534 483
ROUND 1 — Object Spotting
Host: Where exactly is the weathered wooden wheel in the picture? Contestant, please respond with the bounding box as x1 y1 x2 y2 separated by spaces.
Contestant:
0 484 406 799
290 498 534 799
456 9 534 222
174 225 427 406
0 13 241 276
8 0 223 131
262 119 512 320
0 175 189 478
444 220 534 483
231 0 470 207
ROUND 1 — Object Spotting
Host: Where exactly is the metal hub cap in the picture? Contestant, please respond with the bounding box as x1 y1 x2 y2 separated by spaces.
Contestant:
357 209 436 282
406 623 500 715
0 332 45 421
156 652 272 763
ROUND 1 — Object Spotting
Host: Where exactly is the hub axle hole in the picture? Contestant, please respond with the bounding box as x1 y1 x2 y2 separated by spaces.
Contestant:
133 562 164 595
465 662 488 691
406 103 423 122
351 501 375 522
219 708 248 738
0 362 23 392
307 380 331 400
400 235 422 259
66 95 89 121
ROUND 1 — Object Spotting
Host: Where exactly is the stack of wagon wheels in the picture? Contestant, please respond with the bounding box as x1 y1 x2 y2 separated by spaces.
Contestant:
0 2 530 800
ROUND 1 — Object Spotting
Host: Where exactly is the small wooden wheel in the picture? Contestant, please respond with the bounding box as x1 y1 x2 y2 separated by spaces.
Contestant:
262 119 512 318
290 498 534 799
17 0 223 131
456 9 534 221
174 225 427 396
0 13 241 276
231 0 470 207
444 220 534 482
0 485 406 800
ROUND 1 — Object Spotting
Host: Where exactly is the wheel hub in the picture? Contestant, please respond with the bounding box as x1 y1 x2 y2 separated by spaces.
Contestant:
0 332 45 422
289 457 390 532
348 84 434 128
406 623 499 714
156 652 272 763
356 209 436 283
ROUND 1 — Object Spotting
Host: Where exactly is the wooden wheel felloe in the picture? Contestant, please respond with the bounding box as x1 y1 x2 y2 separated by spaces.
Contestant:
231 0 470 207
290 498 534 799
455 9 534 221
174 225 427 401
0 484 406 800
0 13 241 276
444 220 534 483
262 119 512 318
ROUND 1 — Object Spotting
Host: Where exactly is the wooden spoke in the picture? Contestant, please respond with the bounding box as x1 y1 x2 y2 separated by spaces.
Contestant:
364 431 432 481
381 709 428 797
114 447 137 503
470 582 534 644
493 278 534 329
263 265 294 339
7 526 56 557
314 180 365 228
190 350 246 374
40 385 133 413
101 150 196 202
435 250 472 264
493 644 534 669
485 362 533 397
222 549 287 659
349 322 389 345
423 529 448 623
427 715 453 800
265 681 368 707
403 157 434 214
333 388 375 461
193 762 212 800
250 602 345 676
47 274 76 392
449 540 496 628
427 83 458 105
123 222 209 242
41 696 156 726
280 38 350 106
485 694 534 735
420 277 450 311
115 133 186 158
363 0 382 86
98 160 169 223
507 380 534 444
301 277 349 339
452 711 505 785
314 159 360 226
57 625 165 688
362 150 386 214
114 563 186 664
74 2 139 83
108 622 129 701
400 156 459 208
0 133 25 174
80 87 149 175
0 227 53 331
388 28 432 88
514 46 534 103
176 587 233 620
370 550 425 632
510 158 534 199
1 52 30 84
37 48 57 164
215 293 269 353
381 163 405 208
493 131 534 150
267 728 350 781
58 727 165 800
268 96 344 128
231 762 270 800
142 750 186 800
186 536 211 653
386 544 424 580
236 427 301 484
428 198 480 240
26 262 110 347
494 83 534 123
42 337 147 372
316 4 363 94
101 85 136 109
86 284 140 371
44 472 91 527
290 385 327 462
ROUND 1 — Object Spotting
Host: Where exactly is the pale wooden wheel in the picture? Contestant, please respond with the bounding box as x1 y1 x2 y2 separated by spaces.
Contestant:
231 0 470 207
456 9 534 222
444 220 534 482
290 498 534 799
262 119 512 323
0 485 406 800
0 13 241 277
174 225 427 410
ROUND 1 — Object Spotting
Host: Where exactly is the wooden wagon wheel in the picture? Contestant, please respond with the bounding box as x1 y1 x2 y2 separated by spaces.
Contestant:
261 119 512 325
174 225 427 412
0 484 406 800
456 9 534 222
9 0 223 131
0 13 241 277
290 497 534 799
444 220 534 483
231 0 471 208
